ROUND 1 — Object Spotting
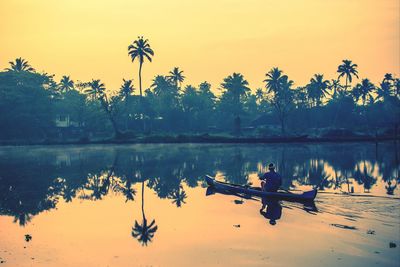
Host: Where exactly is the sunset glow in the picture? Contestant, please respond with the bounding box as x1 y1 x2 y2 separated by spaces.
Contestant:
1 0 399 92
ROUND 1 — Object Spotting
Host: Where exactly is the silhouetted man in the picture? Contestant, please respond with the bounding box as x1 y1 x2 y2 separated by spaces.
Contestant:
260 163 282 192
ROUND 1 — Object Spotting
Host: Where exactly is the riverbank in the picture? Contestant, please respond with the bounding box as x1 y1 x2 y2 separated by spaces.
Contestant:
0 134 398 146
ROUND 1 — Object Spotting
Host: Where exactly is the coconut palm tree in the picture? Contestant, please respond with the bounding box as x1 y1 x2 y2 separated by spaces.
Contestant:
6 57 35 72
85 79 106 100
328 79 343 99
357 78 375 106
307 74 329 106
118 79 135 130
337 59 359 93
132 181 158 246
220 73 249 135
264 67 284 93
263 68 294 134
376 81 392 101
119 79 135 102
128 36 154 98
383 73 394 83
59 75 74 93
151 75 174 96
221 73 250 105
167 67 185 89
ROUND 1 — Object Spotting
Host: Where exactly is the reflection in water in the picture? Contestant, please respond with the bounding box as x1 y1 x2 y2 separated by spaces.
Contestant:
0 143 398 233
132 181 158 246
260 199 282 225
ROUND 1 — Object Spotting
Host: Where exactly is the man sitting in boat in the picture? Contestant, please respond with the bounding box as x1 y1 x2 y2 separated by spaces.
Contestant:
260 163 282 192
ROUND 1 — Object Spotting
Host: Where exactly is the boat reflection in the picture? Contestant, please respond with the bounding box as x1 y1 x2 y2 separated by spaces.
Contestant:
205 186 318 226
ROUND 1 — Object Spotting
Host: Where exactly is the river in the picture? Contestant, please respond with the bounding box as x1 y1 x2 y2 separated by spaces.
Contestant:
0 143 399 267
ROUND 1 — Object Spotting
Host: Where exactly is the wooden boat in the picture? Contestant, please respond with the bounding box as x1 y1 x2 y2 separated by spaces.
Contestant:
205 175 317 202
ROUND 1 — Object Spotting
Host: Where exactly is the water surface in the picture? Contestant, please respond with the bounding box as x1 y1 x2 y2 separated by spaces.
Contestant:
0 143 399 267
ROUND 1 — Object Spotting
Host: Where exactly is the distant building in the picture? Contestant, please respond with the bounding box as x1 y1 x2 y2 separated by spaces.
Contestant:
55 114 81 128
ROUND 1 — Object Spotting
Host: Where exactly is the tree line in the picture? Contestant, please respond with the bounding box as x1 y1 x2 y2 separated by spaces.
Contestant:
0 37 399 140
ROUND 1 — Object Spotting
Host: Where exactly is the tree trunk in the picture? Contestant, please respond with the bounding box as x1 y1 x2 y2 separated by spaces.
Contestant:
138 62 146 132
139 62 143 97
141 181 146 221
279 113 285 135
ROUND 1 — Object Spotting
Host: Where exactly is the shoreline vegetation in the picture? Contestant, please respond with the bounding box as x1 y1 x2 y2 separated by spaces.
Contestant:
1 133 398 146
1 37 399 145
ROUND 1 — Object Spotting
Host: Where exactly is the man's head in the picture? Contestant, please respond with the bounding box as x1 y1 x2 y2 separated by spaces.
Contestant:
268 163 275 171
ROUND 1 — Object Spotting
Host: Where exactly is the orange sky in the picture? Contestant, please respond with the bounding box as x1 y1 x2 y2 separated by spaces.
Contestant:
0 0 399 93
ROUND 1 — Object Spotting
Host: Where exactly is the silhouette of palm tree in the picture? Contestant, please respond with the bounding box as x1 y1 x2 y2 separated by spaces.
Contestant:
151 75 175 96
6 58 35 72
167 67 185 89
353 79 375 106
328 79 343 98
167 185 187 207
119 79 135 101
264 67 284 93
376 81 392 101
337 59 359 92
128 36 154 97
85 79 106 100
221 72 250 113
383 73 394 83
307 74 329 106
132 181 158 246
59 75 74 93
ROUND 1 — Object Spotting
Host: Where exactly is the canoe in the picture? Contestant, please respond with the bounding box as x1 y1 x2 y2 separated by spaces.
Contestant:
205 175 317 202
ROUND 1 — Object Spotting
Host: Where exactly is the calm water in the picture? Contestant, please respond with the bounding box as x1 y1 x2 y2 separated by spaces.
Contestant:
0 143 399 267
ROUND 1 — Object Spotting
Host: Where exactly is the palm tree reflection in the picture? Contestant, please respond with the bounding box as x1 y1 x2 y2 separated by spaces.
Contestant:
167 185 187 207
132 181 158 246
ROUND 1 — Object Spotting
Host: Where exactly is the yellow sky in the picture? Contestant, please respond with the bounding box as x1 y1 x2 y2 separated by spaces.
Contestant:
0 0 399 93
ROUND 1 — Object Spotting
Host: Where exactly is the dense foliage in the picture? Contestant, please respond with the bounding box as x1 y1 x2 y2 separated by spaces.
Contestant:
1 44 399 140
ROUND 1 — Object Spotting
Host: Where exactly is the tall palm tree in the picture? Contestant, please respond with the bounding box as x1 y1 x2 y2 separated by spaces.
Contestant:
59 75 74 93
6 57 35 72
167 67 185 89
264 67 283 93
307 74 329 106
132 181 158 246
128 36 154 97
85 79 106 100
337 59 359 93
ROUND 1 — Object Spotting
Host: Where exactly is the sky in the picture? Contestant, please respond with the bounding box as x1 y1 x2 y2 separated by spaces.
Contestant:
0 0 399 94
